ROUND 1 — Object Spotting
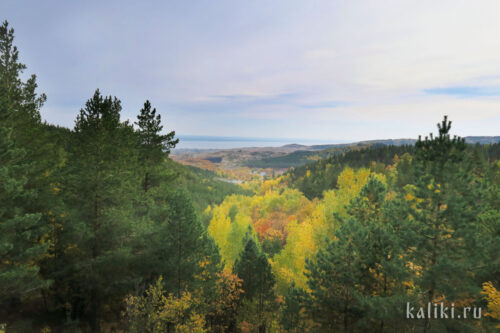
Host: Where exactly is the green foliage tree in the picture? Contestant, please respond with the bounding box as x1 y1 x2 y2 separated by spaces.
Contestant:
0 20 57 197
0 20 54 328
136 100 178 192
305 214 364 331
479 161 500 289
406 116 486 332
154 188 219 297
0 20 32 121
58 90 140 331
305 175 414 332
233 236 276 332
346 176 413 332
0 122 49 321
280 282 307 332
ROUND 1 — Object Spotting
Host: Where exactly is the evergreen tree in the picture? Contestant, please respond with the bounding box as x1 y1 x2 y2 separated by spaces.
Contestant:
163 188 218 297
234 236 276 332
135 100 178 192
0 20 28 121
476 162 500 331
393 152 414 189
305 175 413 332
0 21 53 328
133 185 221 297
479 161 500 286
305 216 364 332
347 176 413 332
280 282 307 332
408 116 485 332
0 122 49 322
0 20 53 185
59 90 140 331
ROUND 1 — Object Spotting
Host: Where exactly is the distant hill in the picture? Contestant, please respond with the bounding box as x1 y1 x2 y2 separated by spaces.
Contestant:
245 136 500 169
464 136 500 144
307 137 500 150
286 141 500 199
165 158 251 213
173 136 500 171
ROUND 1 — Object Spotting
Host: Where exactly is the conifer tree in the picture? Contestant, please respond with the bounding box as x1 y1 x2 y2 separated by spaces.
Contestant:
163 188 219 297
0 20 52 178
60 90 140 331
479 161 500 293
408 116 485 332
305 216 364 331
234 236 276 332
280 282 307 332
133 185 221 298
0 122 49 320
135 100 178 192
305 175 413 332
0 21 52 326
347 176 412 331
0 20 27 120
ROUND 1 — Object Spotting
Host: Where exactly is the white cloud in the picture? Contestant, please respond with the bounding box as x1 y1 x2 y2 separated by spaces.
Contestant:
3 0 500 138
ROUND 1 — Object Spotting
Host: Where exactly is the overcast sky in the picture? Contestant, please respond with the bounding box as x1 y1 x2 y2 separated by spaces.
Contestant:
2 0 500 141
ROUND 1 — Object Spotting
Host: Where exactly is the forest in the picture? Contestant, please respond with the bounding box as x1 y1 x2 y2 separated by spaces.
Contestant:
1 20 500 332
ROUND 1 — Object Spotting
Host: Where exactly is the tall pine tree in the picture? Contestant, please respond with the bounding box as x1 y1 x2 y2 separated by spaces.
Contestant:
0 121 49 323
305 175 413 332
135 100 178 192
234 236 276 333
60 90 140 331
0 20 52 327
408 116 485 332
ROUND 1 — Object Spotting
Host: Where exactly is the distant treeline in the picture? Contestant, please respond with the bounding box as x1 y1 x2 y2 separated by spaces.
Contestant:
287 143 500 199
244 148 345 169
246 138 500 170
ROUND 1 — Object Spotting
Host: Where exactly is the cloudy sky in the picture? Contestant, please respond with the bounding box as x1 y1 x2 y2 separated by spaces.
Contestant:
2 0 500 141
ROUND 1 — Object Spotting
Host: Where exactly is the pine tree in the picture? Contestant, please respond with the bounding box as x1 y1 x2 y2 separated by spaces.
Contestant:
0 123 49 321
305 216 364 332
304 175 413 332
0 20 27 120
408 116 485 332
163 188 218 297
133 185 220 298
0 21 52 327
60 90 140 331
135 100 178 192
477 157 500 290
347 176 413 332
233 236 276 332
0 20 51 177
280 282 307 332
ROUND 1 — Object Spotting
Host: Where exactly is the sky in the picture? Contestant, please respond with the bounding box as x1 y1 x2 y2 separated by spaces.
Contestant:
2 0 500 141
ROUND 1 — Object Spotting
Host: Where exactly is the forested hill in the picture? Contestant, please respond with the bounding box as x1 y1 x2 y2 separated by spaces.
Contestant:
164 158 251 213
286 142 500 199
32 123 247 215
244 136 500 169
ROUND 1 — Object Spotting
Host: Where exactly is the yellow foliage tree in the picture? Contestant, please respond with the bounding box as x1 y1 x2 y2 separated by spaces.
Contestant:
272 219 315 292
123 277 206 333
482 281 500 327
